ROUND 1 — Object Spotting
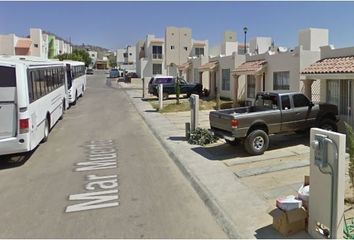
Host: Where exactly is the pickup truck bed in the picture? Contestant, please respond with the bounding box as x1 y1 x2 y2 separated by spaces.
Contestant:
209 91 338 155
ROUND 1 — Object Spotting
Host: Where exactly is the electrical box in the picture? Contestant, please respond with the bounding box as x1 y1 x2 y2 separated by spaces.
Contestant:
309 128 346 239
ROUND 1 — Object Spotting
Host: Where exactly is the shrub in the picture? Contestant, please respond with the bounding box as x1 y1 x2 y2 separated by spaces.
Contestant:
188 128 218 146
345 122 354 189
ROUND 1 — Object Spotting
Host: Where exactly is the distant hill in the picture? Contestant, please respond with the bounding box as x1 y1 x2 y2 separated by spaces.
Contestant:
73 43 109 53
42 30 71 44
42 30 110 53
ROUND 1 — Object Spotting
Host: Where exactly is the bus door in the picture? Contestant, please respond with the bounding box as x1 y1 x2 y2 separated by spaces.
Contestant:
0 65 17 139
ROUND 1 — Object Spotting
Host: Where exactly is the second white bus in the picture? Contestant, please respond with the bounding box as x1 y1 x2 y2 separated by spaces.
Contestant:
64 60 86 106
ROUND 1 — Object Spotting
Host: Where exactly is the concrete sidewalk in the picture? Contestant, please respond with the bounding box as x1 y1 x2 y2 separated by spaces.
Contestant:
120 85 310 238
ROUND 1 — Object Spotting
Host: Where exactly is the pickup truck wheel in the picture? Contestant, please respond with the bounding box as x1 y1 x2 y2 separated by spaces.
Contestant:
244 130 269 155
225 139 241 146
319 119 337 132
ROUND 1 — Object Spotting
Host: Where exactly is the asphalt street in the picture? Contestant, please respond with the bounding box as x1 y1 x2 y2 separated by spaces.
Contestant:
0 70 226 238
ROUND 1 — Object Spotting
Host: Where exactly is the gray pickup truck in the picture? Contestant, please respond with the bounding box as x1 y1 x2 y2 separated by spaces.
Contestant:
209 91 339 155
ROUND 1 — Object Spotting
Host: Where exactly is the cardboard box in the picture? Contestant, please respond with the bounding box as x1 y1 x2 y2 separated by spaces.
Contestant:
270 207 308 236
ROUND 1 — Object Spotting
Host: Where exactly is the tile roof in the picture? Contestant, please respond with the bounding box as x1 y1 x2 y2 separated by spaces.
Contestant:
199 61 218 72
302 56 354 74
234 59 267 75
15 39 32 49
177 61 191 71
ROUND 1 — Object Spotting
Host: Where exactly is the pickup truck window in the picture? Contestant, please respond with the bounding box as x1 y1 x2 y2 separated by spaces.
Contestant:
255 94 279 109
281 95 291 110
293 94 310 108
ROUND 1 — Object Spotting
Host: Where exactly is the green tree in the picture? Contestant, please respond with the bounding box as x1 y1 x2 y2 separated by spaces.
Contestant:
55 49 92 67
345 122 354 191
108 54 117 68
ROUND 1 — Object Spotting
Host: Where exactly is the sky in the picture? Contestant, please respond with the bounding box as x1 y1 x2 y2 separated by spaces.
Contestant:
1 1 354 50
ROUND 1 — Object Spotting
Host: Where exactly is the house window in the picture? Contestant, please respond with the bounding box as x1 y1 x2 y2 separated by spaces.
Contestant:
222 69 230 91
123 53 128 58
152 64 162 75
129 53 132 56
34 44 39 48
327 80 352 116
184 47 188 51
273 71 289 90
247 75 256 98
195 48 204 56
152 45 162 59
171 46 175 50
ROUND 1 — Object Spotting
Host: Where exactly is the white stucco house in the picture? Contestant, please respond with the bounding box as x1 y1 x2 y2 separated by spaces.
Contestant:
136 26 208 79
0 28 71 59
302 45 354 127
233 28 328 104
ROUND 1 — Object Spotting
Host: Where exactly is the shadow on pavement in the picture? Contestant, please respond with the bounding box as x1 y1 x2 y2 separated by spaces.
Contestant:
0 151 34 170
168 136 186 141
191 144 248 161
191 133 309 161
254 224 311 239
268 133 310 149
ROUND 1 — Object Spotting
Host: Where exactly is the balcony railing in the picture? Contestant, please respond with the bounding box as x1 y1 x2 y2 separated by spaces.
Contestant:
152 53 163 59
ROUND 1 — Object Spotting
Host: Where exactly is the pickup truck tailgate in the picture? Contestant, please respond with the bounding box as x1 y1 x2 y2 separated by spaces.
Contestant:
209 111 234 132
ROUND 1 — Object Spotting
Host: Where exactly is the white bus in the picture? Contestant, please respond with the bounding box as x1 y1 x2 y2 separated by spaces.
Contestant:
0 56 66 156
64 61 86 106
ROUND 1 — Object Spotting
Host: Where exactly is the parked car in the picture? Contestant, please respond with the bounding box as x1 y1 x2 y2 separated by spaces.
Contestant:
125 72 139 82
209 91 339 155
109 69 120 78
86 68 94 75
148 76 203 100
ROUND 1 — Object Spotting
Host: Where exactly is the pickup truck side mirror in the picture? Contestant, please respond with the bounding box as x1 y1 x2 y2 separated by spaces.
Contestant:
309 102 315 108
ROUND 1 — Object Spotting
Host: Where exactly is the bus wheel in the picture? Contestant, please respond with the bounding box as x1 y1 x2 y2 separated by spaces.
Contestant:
42 118 50 143
72 91 78 105
59 100 65 120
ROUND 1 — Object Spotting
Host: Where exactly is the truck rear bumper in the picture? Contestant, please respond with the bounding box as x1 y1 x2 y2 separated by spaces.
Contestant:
210 128 236 141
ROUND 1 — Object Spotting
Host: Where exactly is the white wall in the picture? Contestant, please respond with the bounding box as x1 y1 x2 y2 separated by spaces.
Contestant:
320 45 354 59
221 41 238 56
30 28 43 57
0 34 15 55
117 49 125 63
224 31 237 43
249 37 272 54
127 46 136 64
212 53 246 100
299 28 329 51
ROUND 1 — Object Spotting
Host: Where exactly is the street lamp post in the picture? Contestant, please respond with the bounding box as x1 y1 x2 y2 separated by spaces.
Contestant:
243 27 248 54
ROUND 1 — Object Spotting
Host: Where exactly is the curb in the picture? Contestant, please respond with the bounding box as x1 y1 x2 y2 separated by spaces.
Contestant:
120 87 242 238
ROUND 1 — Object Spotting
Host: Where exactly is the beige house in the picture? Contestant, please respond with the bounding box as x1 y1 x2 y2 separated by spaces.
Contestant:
136 34 166 78
0 28 71 59
136 26 208 78
199 53 246 103
302 45 354 127
233 28 328 104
